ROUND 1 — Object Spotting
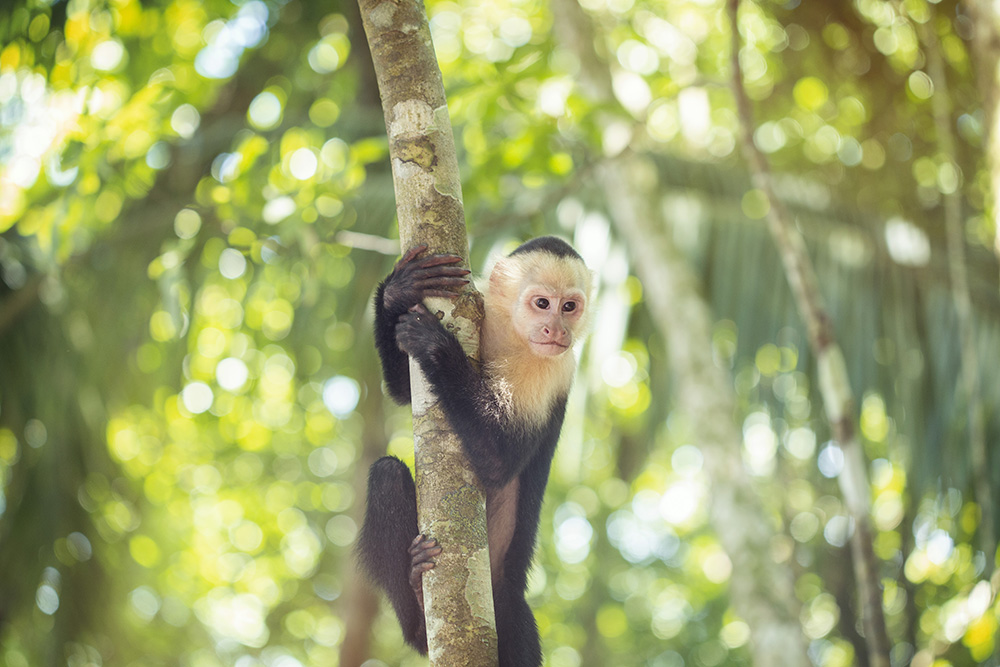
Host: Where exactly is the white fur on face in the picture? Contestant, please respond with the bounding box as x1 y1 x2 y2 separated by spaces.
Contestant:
481 251 593 423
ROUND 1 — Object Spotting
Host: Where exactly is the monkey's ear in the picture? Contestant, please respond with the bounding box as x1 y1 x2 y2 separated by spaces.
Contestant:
488 258 512 296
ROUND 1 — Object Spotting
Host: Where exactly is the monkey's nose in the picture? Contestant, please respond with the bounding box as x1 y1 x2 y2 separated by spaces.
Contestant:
542 325 569 344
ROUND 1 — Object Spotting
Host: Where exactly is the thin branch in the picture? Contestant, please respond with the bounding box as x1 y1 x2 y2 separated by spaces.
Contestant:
333 230 401 256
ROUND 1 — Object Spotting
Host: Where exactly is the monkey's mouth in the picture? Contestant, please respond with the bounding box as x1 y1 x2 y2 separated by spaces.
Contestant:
529 340 570 356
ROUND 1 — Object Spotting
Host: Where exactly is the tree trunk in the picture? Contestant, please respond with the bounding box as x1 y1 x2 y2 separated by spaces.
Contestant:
355 0 499 664
728 2 890 665
550 0 812 664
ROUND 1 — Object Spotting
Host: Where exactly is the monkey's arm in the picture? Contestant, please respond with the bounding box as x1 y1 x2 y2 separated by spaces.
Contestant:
396 305 561 487
374 246 470 404
374 279 415 404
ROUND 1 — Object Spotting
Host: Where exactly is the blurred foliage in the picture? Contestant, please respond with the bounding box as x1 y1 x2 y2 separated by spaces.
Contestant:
0 0 998 666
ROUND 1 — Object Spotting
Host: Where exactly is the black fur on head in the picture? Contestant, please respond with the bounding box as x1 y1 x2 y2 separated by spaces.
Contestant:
508 236 581 261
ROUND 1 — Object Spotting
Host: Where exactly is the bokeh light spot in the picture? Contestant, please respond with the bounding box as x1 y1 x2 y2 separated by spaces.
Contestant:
248 91 282 130
322 376 360 418
181 382 214 414
217 357 250 391
289 148 318 180
219 248 248 279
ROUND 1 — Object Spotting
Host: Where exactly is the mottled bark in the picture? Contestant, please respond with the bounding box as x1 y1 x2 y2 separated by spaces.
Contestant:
728 1 890 665
550 0 811 664
356 0 499 664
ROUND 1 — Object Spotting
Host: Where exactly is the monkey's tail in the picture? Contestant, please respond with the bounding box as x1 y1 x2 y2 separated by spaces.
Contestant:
355 455 427 652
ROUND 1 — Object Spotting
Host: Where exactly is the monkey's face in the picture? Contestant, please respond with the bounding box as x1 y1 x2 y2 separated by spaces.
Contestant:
513 284 587 357
488 251 593 358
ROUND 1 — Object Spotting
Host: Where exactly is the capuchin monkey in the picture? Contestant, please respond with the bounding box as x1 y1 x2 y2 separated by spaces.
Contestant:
357 236 592 667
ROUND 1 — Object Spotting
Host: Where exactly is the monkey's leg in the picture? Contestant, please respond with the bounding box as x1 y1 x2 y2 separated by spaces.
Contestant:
356 456 428 652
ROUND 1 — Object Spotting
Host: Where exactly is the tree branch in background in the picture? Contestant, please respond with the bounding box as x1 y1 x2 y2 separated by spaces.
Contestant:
962 0 1000 269
600 160 814 667
355 0 498 664
918 5 995 572
338 377 382 667
728 1 891 665
339 257 395 667
550 0 812 664
918 10 1000 665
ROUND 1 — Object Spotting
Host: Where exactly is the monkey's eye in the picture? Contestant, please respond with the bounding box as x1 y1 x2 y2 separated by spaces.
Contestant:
535 298 550 310
562 301 577 313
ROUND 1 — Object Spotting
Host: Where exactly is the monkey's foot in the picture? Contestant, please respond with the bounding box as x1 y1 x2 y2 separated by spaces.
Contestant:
408 534 442 597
